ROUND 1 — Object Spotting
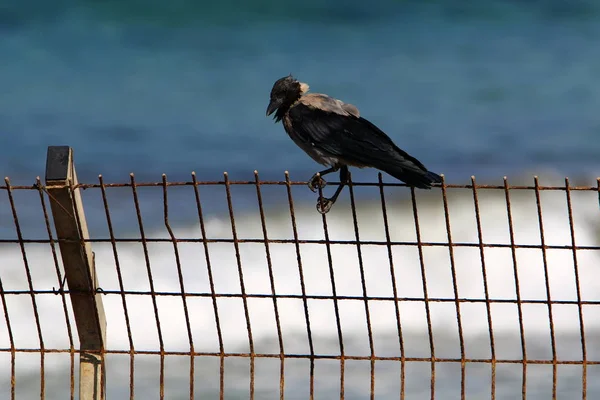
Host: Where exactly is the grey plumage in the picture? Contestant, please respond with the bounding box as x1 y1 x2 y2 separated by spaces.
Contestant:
266 75 442 213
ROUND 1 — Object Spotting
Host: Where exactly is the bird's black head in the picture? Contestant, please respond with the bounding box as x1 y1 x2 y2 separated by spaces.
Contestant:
266 75 309 121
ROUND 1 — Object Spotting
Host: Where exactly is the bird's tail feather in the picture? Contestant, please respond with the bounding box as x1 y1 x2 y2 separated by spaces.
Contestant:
425 171 443 184
383 167 443 189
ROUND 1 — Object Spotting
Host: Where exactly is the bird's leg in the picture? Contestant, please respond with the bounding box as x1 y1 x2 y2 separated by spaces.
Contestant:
308 166 339 193
317 166 349 214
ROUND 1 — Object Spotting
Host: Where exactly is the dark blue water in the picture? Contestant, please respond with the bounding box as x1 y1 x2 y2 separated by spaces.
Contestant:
1 0 599 232
2 3 600 398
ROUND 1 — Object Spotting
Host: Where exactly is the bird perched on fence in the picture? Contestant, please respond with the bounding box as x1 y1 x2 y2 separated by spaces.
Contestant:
266 74 443 214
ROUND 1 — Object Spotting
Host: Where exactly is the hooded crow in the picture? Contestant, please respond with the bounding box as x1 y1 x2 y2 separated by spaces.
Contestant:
266 75 442 214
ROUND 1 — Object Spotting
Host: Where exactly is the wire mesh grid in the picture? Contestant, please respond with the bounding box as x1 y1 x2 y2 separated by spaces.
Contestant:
1 151 600 399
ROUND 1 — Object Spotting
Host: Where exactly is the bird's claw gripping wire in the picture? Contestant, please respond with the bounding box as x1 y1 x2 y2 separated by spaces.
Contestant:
308 173 327 193
313 166 349 214
316 196 334 214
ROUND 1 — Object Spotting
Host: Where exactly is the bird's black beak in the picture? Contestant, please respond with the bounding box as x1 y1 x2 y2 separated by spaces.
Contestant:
266 99 280 116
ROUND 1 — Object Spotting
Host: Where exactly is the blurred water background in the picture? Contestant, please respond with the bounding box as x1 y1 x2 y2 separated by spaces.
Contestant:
1 0 600 398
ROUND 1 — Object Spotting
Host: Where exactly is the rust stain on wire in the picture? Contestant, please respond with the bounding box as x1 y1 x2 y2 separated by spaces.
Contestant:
191 171 226 400
2 346 600 364
1 173 599 400
162 174 195 400
4 180 599 191
4 177 46 399
130 173 166 400
254 171 286 400
0 277 16 400
410 185 436 400
503 177 528 399
534 176 558 399
224 172 256 400
347 173 376 400
565 177 588 400
377 172 406 399
440 176 466 399
99 174 135 400
317 176 346 400
285 171 316 400
471 176 497 400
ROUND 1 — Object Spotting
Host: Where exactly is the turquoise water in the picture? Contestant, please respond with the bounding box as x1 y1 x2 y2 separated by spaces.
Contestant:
3 0 600 229
1 1 600 398
2 1 600 184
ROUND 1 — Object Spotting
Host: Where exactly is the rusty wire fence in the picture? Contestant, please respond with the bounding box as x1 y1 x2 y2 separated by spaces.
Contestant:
1 146 600 400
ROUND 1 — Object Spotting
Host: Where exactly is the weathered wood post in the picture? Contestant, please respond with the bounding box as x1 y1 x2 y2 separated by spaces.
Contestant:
45 146 107 400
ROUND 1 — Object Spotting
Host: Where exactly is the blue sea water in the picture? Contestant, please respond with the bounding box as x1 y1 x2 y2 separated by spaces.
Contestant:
2 0 600 184
1 1 600 398
2 0 600 230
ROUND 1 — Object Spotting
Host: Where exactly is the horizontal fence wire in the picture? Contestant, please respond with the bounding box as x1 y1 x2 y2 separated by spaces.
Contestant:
1 171 600 400
2 180 600 190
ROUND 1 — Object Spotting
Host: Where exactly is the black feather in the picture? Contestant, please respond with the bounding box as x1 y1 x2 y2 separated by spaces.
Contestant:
287 103 440 188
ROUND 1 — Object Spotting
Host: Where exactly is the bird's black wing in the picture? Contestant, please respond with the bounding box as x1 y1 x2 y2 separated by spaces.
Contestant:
288 102 429 172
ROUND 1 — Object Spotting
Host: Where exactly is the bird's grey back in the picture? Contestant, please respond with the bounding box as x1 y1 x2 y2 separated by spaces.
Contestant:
298 93 360 118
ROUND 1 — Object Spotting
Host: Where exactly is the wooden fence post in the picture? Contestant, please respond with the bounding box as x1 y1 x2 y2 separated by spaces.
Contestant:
45 146 107 400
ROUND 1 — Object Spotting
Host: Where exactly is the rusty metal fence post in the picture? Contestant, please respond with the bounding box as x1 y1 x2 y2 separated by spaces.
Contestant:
45 146 107 400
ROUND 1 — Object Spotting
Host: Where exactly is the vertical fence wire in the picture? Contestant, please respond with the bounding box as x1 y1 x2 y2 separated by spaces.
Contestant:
254 171 286 400
377 173 406 399
410 186 436 400
162 174 195 399
503 177 528 399
130 173 165 399
565 178 587 400
5 178 46 399
0 275 15 400
317 182 345 399
284 172 316 399
223 172 255 399
440 176 466 399
99 174 135 400
347 174 376 400
533 176 558 399
471 176 497 399
190 172 226 400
